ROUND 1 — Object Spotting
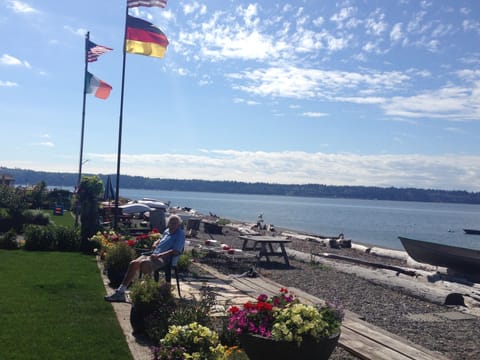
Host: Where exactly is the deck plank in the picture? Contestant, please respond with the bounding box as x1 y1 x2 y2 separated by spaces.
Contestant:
191 263 450 360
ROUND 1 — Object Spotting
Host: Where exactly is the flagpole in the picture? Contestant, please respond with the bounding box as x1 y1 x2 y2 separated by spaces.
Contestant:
114 6 129 229
75 31 90 227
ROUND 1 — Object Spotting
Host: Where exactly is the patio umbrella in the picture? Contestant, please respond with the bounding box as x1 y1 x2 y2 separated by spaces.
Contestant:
103 175 115 203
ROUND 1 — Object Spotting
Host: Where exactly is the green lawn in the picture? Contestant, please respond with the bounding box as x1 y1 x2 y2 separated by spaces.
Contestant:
0 250 133 360
44 209 75 227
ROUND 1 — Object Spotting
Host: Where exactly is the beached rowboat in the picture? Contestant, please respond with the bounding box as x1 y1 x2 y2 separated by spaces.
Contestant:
398 236 480 274
463 228 480 235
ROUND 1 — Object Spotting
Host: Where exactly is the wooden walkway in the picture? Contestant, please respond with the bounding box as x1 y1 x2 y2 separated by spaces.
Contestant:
186 263 450 360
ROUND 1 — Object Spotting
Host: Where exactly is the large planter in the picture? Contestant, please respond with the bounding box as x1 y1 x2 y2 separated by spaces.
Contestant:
130 304 155 334
239 332 340 360
106 269 126 288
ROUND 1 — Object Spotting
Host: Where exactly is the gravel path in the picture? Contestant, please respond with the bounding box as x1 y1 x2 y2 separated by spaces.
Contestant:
191 221 480 360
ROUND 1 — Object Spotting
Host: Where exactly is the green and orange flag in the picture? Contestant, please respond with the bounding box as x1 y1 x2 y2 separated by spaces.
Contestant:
85 71 112 100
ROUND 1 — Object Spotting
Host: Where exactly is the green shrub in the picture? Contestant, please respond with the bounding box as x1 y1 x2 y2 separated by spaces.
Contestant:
130 277 175 308
130 278 177 336
23 224 80 252
176 252 192 273
23 210 51 226
24 224 56 251
216 218 230 226
0 229 18 249
144 283 217 343
56 226 81 252
0 208 12 233
104 242 136 274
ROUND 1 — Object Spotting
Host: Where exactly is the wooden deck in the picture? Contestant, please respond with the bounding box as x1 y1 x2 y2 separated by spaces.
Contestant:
185 263 450 360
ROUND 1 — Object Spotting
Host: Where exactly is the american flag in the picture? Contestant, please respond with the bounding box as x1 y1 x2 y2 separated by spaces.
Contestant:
87 40 113 63
127 0 167 8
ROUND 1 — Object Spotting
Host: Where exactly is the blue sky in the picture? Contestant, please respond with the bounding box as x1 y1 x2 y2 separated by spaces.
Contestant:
1 1 480 191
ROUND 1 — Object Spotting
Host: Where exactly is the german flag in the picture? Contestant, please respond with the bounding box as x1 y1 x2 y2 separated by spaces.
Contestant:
125 15 169 58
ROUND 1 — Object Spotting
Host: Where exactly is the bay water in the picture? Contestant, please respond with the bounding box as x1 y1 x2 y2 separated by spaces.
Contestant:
120 189 480 251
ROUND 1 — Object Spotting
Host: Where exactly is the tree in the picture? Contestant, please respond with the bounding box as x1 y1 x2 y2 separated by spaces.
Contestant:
30 180 47 209
0 185 27 232
77 176 103 252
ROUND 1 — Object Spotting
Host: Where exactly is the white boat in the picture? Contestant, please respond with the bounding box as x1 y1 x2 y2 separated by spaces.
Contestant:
137 198 169 210
119 203 153 214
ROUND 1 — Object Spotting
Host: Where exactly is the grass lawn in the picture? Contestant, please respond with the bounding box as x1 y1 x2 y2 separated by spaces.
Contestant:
43 209 75 227
0 250 133 360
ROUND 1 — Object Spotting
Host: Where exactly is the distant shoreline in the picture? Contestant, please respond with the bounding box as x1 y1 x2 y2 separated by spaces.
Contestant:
4 167 480 204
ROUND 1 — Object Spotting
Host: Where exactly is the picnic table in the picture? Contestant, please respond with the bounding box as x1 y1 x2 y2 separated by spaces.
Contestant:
239 235 292 266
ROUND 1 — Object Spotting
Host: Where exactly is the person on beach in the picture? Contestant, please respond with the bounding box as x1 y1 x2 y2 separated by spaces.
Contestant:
104 214 185 302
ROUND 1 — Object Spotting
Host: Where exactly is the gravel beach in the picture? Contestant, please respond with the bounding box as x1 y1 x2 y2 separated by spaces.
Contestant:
189 218 480 360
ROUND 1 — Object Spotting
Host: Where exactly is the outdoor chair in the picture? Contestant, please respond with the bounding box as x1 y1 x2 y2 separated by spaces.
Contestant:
137 248 183 298
154 260 181 298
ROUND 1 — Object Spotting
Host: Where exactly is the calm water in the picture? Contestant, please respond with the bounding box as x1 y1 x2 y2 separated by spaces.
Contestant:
120 189 480 251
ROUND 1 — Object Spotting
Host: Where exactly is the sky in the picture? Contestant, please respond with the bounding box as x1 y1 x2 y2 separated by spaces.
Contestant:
1 0 480 192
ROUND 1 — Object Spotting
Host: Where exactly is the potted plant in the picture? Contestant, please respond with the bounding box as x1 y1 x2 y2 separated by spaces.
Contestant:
227 288 343 360
104 241 135 288
129 277 175 335
151 322 226 360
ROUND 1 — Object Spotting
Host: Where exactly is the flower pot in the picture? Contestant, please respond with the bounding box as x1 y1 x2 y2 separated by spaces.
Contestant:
239 332 340 360
106 269 126 288
130 305 153 334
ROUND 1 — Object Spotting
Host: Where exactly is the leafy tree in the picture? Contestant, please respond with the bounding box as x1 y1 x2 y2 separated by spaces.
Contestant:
46 189 72 210
77 176 103 252
0 185 27 232
30 180 47 209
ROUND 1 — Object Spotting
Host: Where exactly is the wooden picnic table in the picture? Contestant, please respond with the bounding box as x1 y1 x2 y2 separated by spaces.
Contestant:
239 235 292 266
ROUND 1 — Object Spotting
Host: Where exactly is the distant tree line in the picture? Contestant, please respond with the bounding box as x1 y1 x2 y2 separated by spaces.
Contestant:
3 167 480 204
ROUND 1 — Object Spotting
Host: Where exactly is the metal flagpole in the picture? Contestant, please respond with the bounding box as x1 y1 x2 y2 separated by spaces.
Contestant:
75 31 90 228
114 6 130 229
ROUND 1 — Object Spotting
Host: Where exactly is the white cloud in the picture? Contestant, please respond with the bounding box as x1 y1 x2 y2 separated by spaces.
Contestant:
330 7 357 28
334 96 385 104
233 98 259 105
0 80 18 87
63 26 87 37
302 111 328 117
68 150 480 191
183 2 207 16
313 16 324 27
228 66 410 99
302 112 328 117
463 19 480 33
382 84 480 120
390 23 403 42
365 9 387 36
8 0 36 13
0 54 30 68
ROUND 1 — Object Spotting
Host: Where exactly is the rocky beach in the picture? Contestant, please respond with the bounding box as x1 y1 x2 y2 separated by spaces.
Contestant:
187 215 480 360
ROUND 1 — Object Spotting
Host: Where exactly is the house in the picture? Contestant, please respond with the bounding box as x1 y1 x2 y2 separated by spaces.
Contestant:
0 173 15 187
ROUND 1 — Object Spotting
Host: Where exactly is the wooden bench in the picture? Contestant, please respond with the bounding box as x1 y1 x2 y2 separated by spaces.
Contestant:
192 263 450 360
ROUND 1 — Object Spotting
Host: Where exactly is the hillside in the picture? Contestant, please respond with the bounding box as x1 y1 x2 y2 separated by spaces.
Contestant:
2 167 480 204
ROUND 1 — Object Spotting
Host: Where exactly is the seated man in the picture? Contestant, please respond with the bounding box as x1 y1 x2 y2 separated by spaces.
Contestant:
104 214 185 302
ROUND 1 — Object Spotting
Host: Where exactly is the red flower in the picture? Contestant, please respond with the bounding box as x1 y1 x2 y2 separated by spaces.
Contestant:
228 306 240 314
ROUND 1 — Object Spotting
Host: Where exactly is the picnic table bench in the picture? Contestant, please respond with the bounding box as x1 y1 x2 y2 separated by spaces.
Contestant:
239 235 292 266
